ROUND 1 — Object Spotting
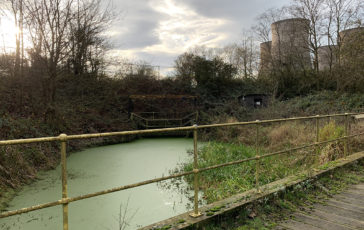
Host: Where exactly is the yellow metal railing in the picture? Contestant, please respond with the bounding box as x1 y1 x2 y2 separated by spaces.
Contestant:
0 112 364 229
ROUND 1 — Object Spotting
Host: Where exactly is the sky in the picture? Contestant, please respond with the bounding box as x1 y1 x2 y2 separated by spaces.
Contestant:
107 0 291 73
0 0 291 74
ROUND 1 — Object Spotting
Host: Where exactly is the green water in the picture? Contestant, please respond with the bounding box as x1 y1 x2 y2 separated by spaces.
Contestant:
0 138 196 229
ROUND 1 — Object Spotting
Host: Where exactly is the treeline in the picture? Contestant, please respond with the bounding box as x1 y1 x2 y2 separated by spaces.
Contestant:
0 0 363 136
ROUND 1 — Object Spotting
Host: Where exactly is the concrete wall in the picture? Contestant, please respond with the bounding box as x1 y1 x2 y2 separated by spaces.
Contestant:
339 27 364 63
259 41 272 75
271 18 311 70
340 27 364 44
318 45 338 71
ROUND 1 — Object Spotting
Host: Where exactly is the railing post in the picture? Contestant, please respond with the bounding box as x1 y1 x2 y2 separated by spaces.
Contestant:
255 121 261 193
344 113 349 156
315 115 320 155
59 134 69 230
190 124 202 218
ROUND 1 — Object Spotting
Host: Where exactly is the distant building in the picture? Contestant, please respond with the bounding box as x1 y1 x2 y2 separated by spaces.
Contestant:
239 94 269 108
339 27 364 63
259 41 272 75
317 45 338 71
271 18 311 70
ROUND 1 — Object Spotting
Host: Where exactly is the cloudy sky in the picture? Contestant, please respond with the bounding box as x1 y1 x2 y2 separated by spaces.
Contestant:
108 0 291 72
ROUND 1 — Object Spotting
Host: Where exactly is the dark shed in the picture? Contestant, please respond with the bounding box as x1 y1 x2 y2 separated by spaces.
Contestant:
239 94 269 108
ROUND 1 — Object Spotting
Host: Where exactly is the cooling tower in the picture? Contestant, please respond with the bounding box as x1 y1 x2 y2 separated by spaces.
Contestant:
339 27 364 63
317 45 338 71
339 27 364 43
271 18 311 70
259 41 272 74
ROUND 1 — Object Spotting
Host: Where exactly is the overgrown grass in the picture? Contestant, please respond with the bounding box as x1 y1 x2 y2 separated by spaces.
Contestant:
169 119 364 229
178 120 355 204
183 142 257 203
181 141 317 204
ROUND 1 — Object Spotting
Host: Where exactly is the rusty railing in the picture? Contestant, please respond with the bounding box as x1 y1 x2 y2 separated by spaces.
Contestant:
0 112 363 229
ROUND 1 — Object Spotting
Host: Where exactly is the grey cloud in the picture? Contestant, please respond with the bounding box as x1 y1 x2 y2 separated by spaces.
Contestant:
107 0 292 74
109 0 165 49
113 19 160 49
176 0 291 29
131 50 178 67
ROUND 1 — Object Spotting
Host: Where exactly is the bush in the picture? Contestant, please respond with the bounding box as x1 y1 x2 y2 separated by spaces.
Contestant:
319 121 344 142
318 121 345 164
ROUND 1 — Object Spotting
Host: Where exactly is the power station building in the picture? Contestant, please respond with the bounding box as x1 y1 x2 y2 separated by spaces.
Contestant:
259 41 272 74
317 45 338 71
259 17 364 74
259 18 311 74
339 27 364 63
271 18 311 69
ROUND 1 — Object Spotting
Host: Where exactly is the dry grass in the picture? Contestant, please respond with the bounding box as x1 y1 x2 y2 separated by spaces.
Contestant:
202 115 364 167
351 120 364 152
180 115 364 206
266 122 314 151
319 142 344 164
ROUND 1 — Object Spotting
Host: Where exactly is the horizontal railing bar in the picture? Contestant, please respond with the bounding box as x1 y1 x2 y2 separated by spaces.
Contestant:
196 113 358 129
143 126 183 129
0 170 195 218
0 136 60 146
0 200 64 218
199 132 364 172
63 112 361 140
145 119 183 122
261 131 364 160
2 131 363 219
199 156 258 172
134 112 196 115
132 112 197 121
0 113 361 145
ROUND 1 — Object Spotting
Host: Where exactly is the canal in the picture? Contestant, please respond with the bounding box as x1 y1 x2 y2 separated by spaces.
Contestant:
0 138 196 229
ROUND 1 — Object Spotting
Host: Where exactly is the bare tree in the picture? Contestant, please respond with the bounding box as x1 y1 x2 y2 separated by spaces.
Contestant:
252 7 288 80
288 0 326 73
252 7 288 43
220 36 258 79
24 0 75 106
5 0 24 77
22 0 114 109
68 0 114 75
325 0 363 91
326 0 363 62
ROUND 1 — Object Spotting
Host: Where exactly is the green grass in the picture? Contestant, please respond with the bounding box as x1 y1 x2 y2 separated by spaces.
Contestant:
180 141 319 204
185 142 257 203
177 119 349 205
172 118 361 229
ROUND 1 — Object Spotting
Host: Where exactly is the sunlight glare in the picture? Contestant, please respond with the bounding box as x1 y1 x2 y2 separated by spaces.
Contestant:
0 16 21 51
